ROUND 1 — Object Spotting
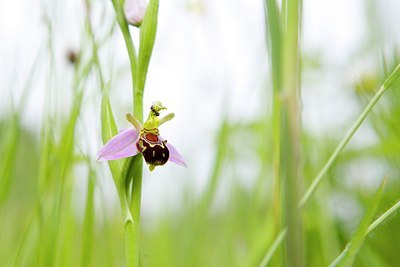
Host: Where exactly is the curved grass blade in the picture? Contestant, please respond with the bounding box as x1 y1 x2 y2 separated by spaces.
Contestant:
329 178 387 267
367 198 400 235
258 229 287 267
300 63 400 207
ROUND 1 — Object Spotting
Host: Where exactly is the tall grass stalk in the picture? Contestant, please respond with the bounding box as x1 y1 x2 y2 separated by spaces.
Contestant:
264 0 303 265
329 178 387 267
280 0 304 266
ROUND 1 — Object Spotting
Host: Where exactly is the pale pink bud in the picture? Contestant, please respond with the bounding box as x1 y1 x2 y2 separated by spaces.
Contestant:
124 0 147 27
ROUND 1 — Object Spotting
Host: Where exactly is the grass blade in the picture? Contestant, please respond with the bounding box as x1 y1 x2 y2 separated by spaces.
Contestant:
367 198 400 235
100 89 123 181
300 63 400 207
329 177 387 267
258 229 287 267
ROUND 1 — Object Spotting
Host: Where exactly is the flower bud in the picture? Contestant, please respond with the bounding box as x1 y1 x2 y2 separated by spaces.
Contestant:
124 0 147 27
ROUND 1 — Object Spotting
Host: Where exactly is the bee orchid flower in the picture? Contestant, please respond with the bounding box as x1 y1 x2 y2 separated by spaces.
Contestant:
98 101 187 171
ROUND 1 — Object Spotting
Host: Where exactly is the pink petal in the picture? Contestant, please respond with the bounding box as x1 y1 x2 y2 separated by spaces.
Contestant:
166 142 187 168
97 128 139 161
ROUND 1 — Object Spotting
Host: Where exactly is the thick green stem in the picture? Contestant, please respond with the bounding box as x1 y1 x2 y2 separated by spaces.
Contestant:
127 0 160 263
127 155 143 267
124 220 136 267
120 183 136 267
118 182 136 267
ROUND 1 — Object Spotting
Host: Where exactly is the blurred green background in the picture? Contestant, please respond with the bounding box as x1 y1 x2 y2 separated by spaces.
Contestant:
1 0 400 266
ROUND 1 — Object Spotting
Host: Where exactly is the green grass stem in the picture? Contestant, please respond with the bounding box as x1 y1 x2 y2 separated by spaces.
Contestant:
281 0 304 266
367 198 400 235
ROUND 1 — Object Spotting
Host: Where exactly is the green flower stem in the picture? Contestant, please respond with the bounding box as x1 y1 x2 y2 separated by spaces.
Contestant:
101 91 135 266
111 1 139 266
111 0 138 100
120 187 136 267
111 0 159 266
259 63 400 267
124 219 136 267
117 154 142 267
129 0 159 265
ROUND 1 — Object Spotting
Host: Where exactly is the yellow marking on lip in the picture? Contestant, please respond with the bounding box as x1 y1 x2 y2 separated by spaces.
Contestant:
142 128 159 136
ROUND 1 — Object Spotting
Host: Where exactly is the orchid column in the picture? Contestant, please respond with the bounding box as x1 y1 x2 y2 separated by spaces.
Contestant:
104 0 159 266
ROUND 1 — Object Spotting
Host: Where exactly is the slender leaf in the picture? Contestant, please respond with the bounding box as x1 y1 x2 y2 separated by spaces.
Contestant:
367 198 400 235
329 178 387 267
300 63 400 207
100 89 123 181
